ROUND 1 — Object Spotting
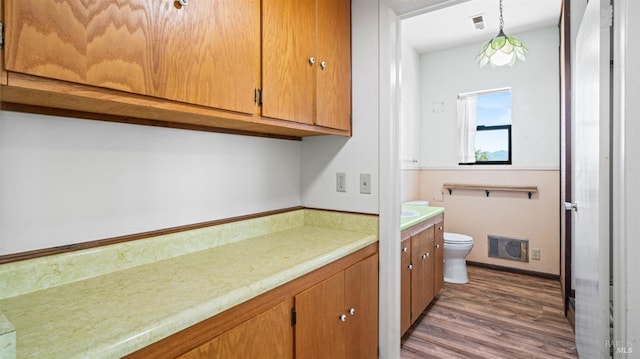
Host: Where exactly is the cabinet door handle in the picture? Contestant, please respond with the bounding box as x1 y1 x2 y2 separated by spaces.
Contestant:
349 308 356 316
339 314 347 322
436 244 440 249
408 264 413 270
438 226 443 231
422 254 426 260
426 252 430 257
309 57 316 65
402 247 408 253
178 0 188 6
320 61 327 69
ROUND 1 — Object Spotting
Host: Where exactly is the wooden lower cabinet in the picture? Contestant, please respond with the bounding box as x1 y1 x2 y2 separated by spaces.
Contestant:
178 299 293 359
434 221 445 294
400 239 412 334
125 243 378 358
400 214 444 336
411 228 435 320
295 254 379 359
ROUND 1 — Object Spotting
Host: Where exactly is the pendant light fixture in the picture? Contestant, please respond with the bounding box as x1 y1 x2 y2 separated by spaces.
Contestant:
475 0 527 67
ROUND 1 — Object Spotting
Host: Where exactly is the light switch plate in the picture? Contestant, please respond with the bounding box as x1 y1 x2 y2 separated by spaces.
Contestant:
360 173 371 194
336 172 346 192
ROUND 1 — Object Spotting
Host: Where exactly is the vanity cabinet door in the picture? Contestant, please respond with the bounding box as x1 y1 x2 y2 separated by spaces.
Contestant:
434 221 445 294
410 226 435 320
400 238 412 335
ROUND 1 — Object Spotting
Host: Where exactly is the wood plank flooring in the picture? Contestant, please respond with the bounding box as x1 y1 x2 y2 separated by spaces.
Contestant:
401 266 578 358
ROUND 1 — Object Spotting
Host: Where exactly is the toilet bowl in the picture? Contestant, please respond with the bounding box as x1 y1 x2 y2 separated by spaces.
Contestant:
443 232 474 284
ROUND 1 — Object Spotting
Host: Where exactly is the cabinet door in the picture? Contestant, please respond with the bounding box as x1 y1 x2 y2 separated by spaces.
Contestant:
345 254 378 359
411 228 435 319
400 240 412 335
4 0 89 84
262 0 315 124
434 221 445 294
295 271 346 359
4 0 260 114
157 0 260 113
315 0 351 130
178 299 293 359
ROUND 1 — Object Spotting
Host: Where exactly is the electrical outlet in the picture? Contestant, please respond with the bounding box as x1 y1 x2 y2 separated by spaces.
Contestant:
532 248 541 260
336 172 346 192
360 173 371 194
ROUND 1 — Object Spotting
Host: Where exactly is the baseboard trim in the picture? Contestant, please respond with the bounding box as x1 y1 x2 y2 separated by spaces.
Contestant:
467 261 560 281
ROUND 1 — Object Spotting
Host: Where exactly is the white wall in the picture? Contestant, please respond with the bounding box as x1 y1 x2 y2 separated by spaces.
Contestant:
301 0 380 215
419 26 560 169
399 40 421 167
0 111 301 254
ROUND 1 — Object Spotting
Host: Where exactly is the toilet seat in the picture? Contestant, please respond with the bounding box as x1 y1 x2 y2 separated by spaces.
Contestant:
444 232 474 245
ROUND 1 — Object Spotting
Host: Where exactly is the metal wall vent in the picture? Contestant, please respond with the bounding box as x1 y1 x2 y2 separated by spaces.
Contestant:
488 235 529 262
471 14 485 30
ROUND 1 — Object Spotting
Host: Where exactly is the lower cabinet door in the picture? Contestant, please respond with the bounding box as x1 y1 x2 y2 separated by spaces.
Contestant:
434 221 445 294
400 241 412 335
177 299 293 359
294 271 347 359
294 254 379 359
345 254 379 359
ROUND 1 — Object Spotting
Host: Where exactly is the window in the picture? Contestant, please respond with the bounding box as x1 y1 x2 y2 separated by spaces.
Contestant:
457 89 512 165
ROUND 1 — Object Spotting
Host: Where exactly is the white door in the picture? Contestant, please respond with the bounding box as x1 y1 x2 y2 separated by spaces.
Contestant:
572 0 612 357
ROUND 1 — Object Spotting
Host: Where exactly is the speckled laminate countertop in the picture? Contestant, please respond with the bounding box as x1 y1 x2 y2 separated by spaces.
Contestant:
400 204 445 231
0 209 378 359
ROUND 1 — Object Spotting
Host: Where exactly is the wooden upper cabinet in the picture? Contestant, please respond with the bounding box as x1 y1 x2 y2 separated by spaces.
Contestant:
4 0 89 84
156 0 260 114
262 0 351 132
261 0 315 125
316 0 351 131
2 0 349 137
3 0 260 115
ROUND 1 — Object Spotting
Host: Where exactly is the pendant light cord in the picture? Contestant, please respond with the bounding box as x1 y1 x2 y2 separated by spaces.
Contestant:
499 0 504 31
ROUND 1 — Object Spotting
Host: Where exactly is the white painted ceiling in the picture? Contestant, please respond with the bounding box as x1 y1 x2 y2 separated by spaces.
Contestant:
397 0 562 54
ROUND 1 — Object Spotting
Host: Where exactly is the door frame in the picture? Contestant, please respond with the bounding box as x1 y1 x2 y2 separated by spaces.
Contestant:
561 0 574 315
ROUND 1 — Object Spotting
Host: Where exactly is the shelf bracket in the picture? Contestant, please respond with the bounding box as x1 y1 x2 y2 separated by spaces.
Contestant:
447 188 452 195
485 190 490 197
528 191 533 199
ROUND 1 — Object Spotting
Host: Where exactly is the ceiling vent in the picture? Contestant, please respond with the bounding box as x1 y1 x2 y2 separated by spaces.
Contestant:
471 14 485 30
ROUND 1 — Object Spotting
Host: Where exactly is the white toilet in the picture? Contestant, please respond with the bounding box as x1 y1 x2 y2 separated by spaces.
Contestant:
443 232 474 284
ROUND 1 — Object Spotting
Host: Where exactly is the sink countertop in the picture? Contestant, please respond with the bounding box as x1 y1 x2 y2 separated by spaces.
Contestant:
400 204 445 231
0 209 378 359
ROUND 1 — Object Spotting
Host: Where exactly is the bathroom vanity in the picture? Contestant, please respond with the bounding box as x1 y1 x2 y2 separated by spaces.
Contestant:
400 205 444 335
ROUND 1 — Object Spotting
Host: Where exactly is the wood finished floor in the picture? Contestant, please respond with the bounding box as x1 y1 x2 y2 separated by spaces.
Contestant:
401 266 578 358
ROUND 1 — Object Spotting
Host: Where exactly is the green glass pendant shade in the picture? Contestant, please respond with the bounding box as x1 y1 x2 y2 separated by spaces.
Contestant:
476 1 528 68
